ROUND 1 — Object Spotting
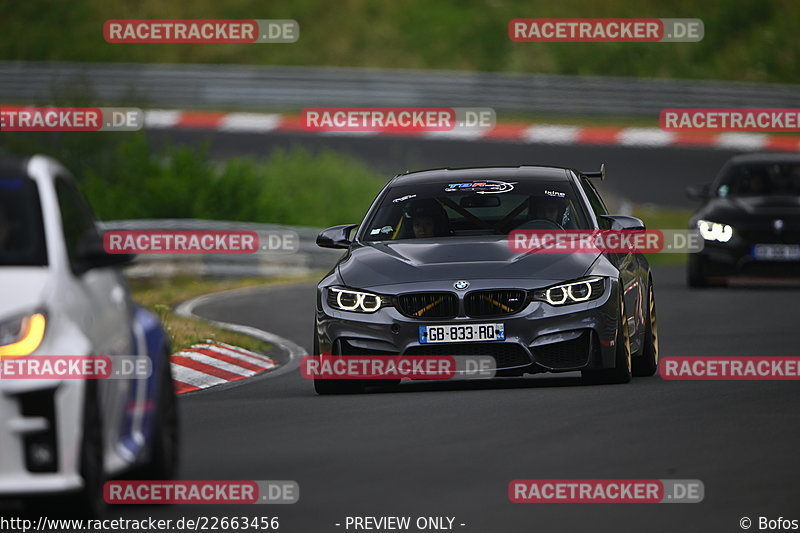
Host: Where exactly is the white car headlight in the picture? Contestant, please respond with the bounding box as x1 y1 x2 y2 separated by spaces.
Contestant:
534 278 605 307
697 220 733 242
0 311 47 358
327 288 389 313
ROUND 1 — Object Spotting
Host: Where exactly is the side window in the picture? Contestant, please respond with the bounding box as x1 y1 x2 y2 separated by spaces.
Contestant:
55 178 99 268
579 178 610 229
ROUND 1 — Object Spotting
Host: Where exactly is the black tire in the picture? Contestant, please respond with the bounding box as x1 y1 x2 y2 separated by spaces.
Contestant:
314 378 365 395
312 335 364 395
632 280 659 377
687 254 708 288
131 349 180 480
583 291 631 385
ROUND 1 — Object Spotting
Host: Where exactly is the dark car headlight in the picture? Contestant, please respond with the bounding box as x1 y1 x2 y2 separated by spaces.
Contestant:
533 278 605 306
327 287 390 313
697 219 733 242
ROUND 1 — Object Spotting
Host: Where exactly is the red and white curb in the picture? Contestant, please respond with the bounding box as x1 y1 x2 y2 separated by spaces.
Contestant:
171 341 278 394
143 109 800 152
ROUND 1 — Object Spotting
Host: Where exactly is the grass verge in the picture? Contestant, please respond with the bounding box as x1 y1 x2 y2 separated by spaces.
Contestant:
129 274 321 353
633 205 693 266
0 133 386 228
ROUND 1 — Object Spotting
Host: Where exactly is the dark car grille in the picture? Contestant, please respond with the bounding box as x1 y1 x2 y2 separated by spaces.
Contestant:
397 293 458 319
736 222 800 244
404 342 532 369
465 290 527 317
532 330 594 370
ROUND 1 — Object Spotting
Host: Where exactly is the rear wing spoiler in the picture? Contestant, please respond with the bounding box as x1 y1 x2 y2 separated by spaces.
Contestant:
582 163 606 180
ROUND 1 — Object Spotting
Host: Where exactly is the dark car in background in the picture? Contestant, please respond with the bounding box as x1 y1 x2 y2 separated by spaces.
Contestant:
313 166 659 394
686 153 800 287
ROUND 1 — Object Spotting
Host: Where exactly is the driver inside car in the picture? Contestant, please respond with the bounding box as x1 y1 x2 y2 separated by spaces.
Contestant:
404 199 451 238
531 196 568 227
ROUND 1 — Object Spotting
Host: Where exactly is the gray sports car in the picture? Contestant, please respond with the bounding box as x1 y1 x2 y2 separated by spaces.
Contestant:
313 165 658 394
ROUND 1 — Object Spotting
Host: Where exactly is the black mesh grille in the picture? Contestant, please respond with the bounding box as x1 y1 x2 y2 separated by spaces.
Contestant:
465 290 527 317
397 293 458 319
339 339 397 356
532 331 593 370
404 342 531 369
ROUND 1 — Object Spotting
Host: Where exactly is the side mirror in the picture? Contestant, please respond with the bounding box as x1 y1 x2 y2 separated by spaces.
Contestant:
686 184 711 200
316 224 358 249
74 232 135 274
600 215 646 231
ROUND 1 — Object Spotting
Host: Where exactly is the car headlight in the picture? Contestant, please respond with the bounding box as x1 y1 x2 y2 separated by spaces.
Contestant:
0 311 47 359
533 278 605 306
697 220 733 242
327 287 390 313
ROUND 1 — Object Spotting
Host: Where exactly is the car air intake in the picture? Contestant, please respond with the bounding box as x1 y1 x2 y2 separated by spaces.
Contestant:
532 330 594 370
18 388 59 473
465 290 527 317
397 293 458 319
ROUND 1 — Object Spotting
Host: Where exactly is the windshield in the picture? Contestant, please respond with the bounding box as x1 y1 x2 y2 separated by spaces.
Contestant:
362 178 590 241
716 162 800 198
0 177 48 266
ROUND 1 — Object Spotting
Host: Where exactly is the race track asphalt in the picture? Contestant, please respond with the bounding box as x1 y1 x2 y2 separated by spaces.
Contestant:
118 264 800 533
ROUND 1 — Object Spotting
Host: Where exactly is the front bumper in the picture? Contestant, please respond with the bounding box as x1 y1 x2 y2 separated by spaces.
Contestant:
698 241 800 278
0 379 85 496
316 278 620 375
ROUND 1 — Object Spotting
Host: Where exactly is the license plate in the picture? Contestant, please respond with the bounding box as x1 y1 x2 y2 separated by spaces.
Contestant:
419 323 505 343
752 244 800 261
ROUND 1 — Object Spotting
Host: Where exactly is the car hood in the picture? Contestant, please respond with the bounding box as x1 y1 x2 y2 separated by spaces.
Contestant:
0 268 50 319
698 196 800 222
337 239 600 288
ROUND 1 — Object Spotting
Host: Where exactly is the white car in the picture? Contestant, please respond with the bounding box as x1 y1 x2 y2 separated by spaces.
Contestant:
0 155 178 516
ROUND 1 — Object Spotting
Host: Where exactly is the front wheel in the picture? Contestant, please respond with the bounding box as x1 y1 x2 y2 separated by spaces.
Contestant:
632 280 658 377
583 292 631 385
687 254 708 288
312 335 364 395
130 348 180 480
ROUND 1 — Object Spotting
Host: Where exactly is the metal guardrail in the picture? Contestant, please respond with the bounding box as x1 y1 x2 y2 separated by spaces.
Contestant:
2 61 799 116
101 220 342 278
